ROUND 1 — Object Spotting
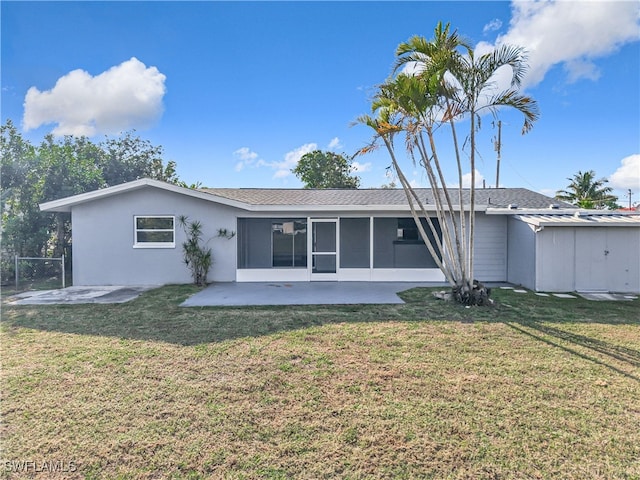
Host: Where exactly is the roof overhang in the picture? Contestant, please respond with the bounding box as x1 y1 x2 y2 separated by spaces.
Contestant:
39 178 252 213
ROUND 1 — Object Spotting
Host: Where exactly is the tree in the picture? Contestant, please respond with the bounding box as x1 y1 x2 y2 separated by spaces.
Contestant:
39 134 104 259
555 170 618 209
356 22 539 305
1 120 186 283
292 150 360 188
179 216 213 286
99 131 178 186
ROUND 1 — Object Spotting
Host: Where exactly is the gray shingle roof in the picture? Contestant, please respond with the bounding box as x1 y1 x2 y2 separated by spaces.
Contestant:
199 187 573 210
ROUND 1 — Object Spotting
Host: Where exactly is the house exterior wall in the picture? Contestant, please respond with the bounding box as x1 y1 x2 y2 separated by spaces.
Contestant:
506 217 536 289
472 214 508 282
71 187 238 285
68 187 520 286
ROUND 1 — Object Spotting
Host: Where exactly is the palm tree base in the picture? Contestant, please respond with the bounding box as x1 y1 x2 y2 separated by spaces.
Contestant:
452 280 493 306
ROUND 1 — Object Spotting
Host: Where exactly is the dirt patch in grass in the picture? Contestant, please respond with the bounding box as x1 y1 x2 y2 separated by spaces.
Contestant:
1 286 639 479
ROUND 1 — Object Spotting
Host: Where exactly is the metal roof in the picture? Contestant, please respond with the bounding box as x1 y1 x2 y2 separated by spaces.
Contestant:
514 212 640 227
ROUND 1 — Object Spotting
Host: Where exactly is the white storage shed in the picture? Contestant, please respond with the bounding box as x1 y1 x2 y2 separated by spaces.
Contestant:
499 210 640 293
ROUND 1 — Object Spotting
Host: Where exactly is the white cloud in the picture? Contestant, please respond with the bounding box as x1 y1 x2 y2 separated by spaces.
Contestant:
483 18 503 35
609 154 640 191
327 137 343 150
233 147 259 171
461 170 485 189
351 161 372 173
234 147 258 162
257 143 318 179
494 1 640 88
23 57 166 136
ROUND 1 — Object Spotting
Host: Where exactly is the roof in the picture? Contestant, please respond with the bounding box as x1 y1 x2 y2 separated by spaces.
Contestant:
513 212 640 228
200 186 568 209
40 177 571 213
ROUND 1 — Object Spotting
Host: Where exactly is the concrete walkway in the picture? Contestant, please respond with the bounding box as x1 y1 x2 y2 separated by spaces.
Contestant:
181 282 445 307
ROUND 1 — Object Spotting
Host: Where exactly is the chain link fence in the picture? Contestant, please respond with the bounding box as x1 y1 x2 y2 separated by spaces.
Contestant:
12 256 66 292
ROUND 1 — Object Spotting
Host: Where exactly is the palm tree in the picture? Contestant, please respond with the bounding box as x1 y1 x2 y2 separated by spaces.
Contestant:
357 22 540 305
556 170 618 209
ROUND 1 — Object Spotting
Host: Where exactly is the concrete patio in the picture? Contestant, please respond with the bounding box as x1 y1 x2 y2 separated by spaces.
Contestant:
180 282 447 307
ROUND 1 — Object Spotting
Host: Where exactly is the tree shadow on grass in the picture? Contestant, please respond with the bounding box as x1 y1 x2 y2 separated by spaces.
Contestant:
2 285 639 350
504 322 640 382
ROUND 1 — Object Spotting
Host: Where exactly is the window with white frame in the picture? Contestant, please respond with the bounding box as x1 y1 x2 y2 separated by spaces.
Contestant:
134 216 175 248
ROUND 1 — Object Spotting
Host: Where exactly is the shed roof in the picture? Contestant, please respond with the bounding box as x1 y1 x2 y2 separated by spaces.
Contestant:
514 212 640 227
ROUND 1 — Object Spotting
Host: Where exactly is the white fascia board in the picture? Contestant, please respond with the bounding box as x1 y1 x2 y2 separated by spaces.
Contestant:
40 178 252 212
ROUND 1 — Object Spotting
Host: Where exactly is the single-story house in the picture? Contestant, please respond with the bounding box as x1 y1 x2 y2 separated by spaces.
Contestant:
40 178 640 293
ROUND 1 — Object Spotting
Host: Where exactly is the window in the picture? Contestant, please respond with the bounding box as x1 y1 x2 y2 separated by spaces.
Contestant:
374 217 441 268
134 216 175 248
396 218 421 242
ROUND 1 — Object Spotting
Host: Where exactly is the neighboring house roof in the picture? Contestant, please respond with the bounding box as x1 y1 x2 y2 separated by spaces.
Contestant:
40 177 572 213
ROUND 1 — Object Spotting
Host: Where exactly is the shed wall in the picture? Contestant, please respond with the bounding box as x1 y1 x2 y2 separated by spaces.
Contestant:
535 226 639 293
535 228 576 292
72 187 238 285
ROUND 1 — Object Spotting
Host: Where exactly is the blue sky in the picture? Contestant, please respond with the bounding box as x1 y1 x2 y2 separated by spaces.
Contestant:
2 1 639 204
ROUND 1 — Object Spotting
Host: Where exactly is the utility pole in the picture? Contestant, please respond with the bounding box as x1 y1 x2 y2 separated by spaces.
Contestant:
628 189 633 209
493 120 502 188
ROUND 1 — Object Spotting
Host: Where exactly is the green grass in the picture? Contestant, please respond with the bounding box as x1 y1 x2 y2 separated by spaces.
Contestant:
1 286 639 479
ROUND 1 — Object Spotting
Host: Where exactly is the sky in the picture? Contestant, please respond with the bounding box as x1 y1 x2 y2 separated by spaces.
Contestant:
2 1 639 205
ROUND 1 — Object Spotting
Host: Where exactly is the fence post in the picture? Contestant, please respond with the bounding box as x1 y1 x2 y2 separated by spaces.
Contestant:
62 254 66 289
15 255 18 290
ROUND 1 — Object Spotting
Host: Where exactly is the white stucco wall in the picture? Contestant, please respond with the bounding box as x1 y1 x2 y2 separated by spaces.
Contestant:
71 187 239 286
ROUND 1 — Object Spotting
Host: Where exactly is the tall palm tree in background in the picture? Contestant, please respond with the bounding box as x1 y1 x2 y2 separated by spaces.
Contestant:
357 22 539 305
556 170 618 209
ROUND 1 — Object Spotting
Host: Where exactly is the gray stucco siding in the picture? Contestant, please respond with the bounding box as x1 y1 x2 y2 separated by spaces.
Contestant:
71 186 238 285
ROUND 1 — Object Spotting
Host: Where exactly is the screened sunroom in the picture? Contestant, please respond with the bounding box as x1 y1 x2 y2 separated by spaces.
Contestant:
236 216 444 282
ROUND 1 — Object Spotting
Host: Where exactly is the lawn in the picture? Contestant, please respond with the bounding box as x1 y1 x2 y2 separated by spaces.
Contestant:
1 286 639 479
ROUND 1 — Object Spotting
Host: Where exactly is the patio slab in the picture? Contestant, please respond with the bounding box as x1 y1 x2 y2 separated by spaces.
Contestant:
180 282 446 307
5 285 155 305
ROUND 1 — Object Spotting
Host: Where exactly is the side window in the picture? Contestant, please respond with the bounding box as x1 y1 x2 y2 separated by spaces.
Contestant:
134 216 175 248
396 218 420 242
